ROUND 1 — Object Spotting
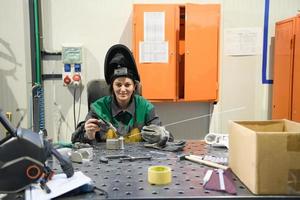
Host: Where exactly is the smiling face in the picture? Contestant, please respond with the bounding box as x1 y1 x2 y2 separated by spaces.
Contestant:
112 77 135 108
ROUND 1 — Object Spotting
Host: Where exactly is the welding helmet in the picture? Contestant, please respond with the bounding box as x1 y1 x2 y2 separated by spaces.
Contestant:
104 44 140 85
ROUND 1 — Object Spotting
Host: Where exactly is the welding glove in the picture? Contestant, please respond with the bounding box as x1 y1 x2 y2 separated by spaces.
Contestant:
144 140 186 152
72 121 90 144
141 125 170 146
141 125 186 152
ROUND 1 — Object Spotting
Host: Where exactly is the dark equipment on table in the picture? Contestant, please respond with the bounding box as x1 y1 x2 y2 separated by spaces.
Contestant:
120 155 152 162
100 154 152 163
0 109 74 193
99 154 129 163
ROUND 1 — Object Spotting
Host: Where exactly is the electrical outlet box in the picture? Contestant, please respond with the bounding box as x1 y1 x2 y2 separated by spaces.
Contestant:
61 44 83 87
62 45 82 64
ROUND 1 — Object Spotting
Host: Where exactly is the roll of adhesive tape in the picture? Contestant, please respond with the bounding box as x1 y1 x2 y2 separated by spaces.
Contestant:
148 166 172 185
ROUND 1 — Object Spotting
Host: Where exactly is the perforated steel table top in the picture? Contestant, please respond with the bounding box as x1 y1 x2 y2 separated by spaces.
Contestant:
4 141 300 199
54 141 252 199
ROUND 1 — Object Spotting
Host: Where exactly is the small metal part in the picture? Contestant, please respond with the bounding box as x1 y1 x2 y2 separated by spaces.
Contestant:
119 136 124 150
40 180 51 193
71 151 83 163
106 137 125 150
106 139 120 150
70 148 93 163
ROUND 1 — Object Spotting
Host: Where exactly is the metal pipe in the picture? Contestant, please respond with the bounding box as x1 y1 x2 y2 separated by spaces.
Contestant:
33 0 41 85
29 0 44 132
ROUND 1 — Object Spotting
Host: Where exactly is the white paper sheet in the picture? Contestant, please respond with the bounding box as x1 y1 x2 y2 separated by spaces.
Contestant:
144 12 165 41
224 27 263 56
25 171 91 200
139 41 168 63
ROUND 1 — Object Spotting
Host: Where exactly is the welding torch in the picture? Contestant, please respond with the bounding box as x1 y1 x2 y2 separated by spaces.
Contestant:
97 116 117 133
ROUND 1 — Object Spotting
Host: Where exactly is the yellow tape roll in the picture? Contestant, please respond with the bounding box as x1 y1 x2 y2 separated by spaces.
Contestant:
148 166 172 185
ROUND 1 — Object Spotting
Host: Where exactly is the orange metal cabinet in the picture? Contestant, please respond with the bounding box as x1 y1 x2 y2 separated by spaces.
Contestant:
132 4 178 100
272 15 300 122
272 18 294 119
292 15 300 122
185 4 220 101
132 4 220 102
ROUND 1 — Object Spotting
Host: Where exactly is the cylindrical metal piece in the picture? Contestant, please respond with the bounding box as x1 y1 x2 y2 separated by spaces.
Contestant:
119 136 124 149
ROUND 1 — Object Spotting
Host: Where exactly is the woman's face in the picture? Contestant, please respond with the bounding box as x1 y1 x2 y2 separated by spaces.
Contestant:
112 77 135 107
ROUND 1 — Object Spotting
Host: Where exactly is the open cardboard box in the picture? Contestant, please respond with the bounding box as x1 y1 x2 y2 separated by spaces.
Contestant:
229 119 300 194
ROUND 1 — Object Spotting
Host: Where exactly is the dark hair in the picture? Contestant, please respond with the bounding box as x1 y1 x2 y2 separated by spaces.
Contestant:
109 78 138 95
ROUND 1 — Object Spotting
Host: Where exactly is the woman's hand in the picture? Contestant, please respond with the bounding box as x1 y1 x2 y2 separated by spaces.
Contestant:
84 118 101 140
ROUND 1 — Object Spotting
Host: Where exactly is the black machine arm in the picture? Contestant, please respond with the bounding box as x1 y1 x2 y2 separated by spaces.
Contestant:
44 141 74 178
0 109 74 193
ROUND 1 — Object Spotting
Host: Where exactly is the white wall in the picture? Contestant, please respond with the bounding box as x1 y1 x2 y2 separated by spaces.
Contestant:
0 0 32 138
40 0 213 141
1 0 300 141
217 0 300 133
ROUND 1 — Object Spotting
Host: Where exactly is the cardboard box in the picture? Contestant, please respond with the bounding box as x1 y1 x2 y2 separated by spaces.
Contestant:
229 119 300 194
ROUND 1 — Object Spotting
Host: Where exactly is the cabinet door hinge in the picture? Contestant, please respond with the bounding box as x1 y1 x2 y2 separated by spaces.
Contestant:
290 35 295 50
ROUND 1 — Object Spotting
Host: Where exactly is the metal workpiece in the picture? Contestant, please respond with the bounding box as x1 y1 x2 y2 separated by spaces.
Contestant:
106 137 125 150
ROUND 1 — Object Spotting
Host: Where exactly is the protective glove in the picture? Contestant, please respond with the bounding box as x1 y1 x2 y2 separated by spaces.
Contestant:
141 124 186 152
71 121 90 144
141 124 170 146
144 140 186 152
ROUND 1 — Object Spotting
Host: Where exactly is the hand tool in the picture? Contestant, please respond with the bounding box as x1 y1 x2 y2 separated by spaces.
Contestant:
99 154 128 163
100 154 152 163
178 154 229 170
120 155 152 162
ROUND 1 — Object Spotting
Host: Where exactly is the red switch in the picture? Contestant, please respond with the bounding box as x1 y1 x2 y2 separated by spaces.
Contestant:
73 74 81 82
64 75 71 85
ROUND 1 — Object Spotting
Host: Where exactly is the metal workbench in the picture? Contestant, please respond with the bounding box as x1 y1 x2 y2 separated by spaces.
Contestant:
54 141 300 199
62 140 250 199
4 141 300 199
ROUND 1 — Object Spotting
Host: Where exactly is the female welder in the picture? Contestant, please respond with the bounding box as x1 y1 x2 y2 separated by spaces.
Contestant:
72 44 160 143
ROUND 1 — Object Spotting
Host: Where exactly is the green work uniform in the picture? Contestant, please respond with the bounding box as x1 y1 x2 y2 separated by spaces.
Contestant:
76 94 160 143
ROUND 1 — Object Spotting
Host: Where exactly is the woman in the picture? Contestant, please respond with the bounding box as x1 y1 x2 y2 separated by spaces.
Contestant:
72 44 160 143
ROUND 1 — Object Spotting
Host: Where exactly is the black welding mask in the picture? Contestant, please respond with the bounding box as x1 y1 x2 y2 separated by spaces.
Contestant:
104 44 140 85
